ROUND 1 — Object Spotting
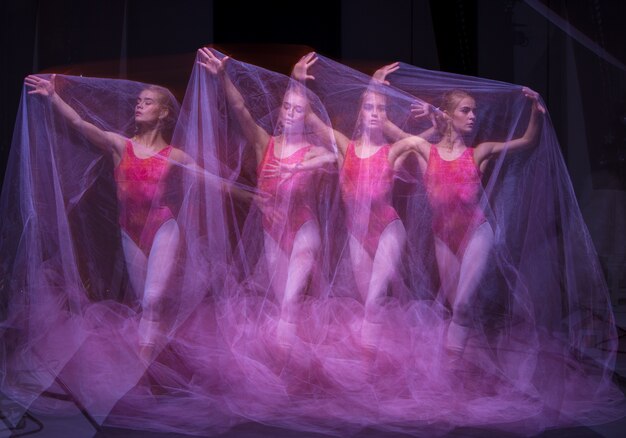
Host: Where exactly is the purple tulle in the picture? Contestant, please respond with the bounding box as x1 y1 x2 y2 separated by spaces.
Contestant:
0 50 623 437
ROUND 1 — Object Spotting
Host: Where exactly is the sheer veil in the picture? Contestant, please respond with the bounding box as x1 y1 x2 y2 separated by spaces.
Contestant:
0 49 623 436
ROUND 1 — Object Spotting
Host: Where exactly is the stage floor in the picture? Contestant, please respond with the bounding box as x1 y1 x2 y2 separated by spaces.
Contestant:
3 306 625 438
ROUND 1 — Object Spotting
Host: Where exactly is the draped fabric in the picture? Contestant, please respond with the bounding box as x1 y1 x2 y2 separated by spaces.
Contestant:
0 50 623 437
0 72 236 434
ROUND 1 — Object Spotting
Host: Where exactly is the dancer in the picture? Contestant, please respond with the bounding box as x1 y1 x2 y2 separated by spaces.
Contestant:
293 53 436 347
197 48 335 345
390 87 545 354
0 53 620 438
24 74 237 360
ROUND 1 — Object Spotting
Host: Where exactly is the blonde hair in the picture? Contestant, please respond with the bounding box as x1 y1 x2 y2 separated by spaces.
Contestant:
438 89 474 135
275 82 310 136
354 88 387 139
142 85 180 142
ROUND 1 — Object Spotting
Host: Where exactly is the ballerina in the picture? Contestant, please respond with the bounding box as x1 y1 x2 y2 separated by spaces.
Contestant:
390 87 545 355
197 48 336 346
293 53 437 348
24 74 243 361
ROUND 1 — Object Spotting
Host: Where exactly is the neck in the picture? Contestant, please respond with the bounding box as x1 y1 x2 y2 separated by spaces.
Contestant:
278 130 306 146
444 129 466 151
359 128 385 147
134 126 167 149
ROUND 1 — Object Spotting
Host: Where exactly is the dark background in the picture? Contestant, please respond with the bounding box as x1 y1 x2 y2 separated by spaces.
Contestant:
2 0 626 302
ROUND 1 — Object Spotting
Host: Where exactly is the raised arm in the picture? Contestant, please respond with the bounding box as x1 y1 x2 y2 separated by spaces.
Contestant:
371 62 408 143
474 87 546 168
197 48 269 158
25 75 125 159
293 52 350 160
305 110 350 161
371 63 439 144
383 101 440 143
389 134 431 172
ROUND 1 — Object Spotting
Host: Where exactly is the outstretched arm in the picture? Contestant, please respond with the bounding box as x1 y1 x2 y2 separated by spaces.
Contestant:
197 48 269 157
261 146 337 179
300 146 337 171
474 87 546 167
25 75 125 158
170 148 255 202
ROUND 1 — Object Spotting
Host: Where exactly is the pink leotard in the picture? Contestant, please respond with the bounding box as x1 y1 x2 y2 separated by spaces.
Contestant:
424 145 486 255
257 137 317 254
114 140 174 255
341 142 400 257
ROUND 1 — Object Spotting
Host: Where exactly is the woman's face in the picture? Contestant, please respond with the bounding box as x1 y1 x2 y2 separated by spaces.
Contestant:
448 96 476 134
135 89 166 125
359 92 387 133
279 91 307 133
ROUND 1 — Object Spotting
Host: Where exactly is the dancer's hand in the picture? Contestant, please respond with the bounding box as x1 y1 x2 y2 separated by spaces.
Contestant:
25 74 56 97
254 191 285 224
293 52 317 82
410 101 439 126
224 182 257 204
373 62 399 86
261 159 300 179
197 47 229 75
522 87 546 114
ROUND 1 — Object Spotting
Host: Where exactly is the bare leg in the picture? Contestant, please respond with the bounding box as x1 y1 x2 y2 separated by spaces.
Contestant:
280 221 321 321
121 231 148 302
360 221 406 348
364 220 406 319
348 234 373 302
276 221 321 346
264 232 289 303
434 237 461 306
138 220 180 361
446 222 494 353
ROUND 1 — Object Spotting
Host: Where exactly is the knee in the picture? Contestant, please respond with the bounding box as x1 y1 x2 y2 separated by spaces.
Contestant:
294 228 321 260
479 222 494 246
281 294 300 319
379 221 406 255
452 302 473 326
142 293 163 318
387 220 406 245
364 299 384 322
306 231 321 255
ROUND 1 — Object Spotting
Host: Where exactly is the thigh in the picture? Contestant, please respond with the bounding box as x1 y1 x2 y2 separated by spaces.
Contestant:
460 222 494 265
455 222 494 303
434 237 460 305
348 233 373 301
374 219 406 262
121 230 148 299
263 231 289 299
290 220 321 257
144 220 180 292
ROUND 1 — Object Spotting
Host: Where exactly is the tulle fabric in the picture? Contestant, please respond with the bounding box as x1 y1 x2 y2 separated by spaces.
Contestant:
0 73 238 434
0 51 623 437
302 55 625 433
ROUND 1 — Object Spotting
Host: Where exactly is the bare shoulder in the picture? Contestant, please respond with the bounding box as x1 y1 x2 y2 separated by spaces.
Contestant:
169 147 193 164
106 132 128 155
473 140 500 165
